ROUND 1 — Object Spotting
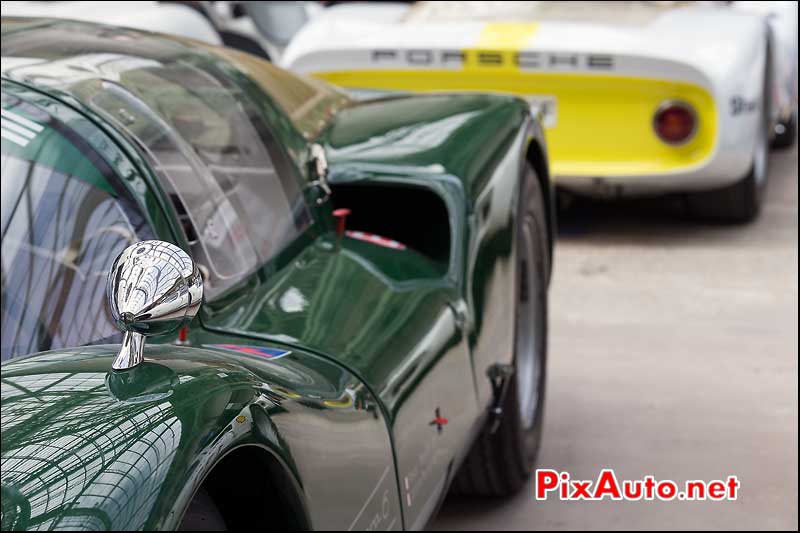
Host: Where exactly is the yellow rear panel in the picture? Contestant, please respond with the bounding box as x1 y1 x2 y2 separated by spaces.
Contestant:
316 67 717 177
314 23 716 177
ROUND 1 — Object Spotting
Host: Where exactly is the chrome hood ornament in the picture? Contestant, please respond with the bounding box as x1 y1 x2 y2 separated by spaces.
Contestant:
107 240 203 370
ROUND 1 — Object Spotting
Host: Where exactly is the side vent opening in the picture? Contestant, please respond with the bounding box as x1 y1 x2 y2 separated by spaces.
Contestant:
330 183 452 268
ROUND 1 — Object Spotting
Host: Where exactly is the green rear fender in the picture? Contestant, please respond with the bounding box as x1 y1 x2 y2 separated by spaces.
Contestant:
319 92 553 407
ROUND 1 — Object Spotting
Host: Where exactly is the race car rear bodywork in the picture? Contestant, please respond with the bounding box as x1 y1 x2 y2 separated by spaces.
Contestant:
311 37 718 180
282 1 780 198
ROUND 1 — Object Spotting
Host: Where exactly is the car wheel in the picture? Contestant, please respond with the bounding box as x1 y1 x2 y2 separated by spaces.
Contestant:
772 111 797 149
687 63 771 223
450 162 548 497
178 487 227 531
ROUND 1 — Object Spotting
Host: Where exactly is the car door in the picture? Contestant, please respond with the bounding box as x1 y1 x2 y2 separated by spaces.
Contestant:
387 291 477 530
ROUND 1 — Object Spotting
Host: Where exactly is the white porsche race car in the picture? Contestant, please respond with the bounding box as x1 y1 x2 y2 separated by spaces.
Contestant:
282 1 799 221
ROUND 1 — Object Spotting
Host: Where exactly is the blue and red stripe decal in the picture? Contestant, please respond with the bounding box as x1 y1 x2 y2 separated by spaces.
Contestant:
206 344 291 360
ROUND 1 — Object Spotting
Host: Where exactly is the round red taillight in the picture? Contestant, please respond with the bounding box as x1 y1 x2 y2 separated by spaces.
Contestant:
653 102 697 145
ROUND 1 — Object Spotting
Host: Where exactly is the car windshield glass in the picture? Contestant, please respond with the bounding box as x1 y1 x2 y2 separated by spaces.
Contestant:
0 20 321 299
1 98 151 361
78 59 313 299
202 42 352 141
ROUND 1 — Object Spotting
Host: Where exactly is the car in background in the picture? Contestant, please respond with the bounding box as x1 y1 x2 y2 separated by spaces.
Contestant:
0 1 223 44
734 0 798 148
282 0 799 221
1 0 322 62
200 0 324 61
1 17 554 531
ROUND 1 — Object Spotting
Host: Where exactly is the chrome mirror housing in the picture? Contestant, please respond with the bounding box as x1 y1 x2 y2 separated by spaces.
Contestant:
107 240 203 370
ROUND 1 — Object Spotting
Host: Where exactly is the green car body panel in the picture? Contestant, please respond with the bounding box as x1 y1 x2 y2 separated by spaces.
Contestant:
0 17 552 531
1 342 397 530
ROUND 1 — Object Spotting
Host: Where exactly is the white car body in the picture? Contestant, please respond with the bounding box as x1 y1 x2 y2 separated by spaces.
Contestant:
282 1 797 198
1 1 223 45
1 1 322 62
203 1 323 62
733 1 798 128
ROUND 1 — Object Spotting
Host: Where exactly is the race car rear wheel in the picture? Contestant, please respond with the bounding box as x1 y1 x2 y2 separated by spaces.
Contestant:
450 162 548 497
685 157 765 223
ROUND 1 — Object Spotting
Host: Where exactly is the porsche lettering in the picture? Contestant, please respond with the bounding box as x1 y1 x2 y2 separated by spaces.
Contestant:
370 49 615 71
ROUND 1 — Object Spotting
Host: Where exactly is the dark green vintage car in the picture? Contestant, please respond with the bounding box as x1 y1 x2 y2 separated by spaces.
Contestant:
0 18 555 531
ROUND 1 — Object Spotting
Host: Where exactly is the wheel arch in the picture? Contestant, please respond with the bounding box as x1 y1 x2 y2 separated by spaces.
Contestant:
523 131 555 283
180 444 312 531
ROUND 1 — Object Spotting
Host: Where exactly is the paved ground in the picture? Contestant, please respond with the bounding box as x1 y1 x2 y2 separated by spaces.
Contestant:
432 145 799 530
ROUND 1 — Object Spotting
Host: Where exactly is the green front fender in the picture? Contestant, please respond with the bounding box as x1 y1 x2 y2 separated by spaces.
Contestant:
0 343 400 531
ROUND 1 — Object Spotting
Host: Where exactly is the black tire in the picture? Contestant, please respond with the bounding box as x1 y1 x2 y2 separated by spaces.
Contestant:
450 162 548 497
685 164 764 223
179 487 227 531
772 111 797 149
